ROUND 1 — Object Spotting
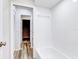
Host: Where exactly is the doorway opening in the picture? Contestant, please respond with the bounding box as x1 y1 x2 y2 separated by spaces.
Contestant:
21 15 33 59
22 20 30 45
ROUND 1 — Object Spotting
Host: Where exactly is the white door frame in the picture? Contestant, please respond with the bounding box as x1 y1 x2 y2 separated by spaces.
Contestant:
21 15 32 47
11 2 34 59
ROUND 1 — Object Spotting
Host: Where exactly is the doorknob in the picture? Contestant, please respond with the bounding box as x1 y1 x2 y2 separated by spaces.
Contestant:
0 42 6 47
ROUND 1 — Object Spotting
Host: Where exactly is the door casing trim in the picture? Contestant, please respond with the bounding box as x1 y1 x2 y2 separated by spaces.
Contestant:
11 2 34 59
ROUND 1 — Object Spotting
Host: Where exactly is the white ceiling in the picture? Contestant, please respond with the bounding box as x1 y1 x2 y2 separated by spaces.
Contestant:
34 0 62 8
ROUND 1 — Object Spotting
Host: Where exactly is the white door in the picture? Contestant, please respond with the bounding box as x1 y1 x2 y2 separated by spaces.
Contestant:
0 0 4 59
0 0 10 59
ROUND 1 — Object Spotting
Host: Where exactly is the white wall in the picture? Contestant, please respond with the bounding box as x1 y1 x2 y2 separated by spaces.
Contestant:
34 7 52 49
51 0 78 59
